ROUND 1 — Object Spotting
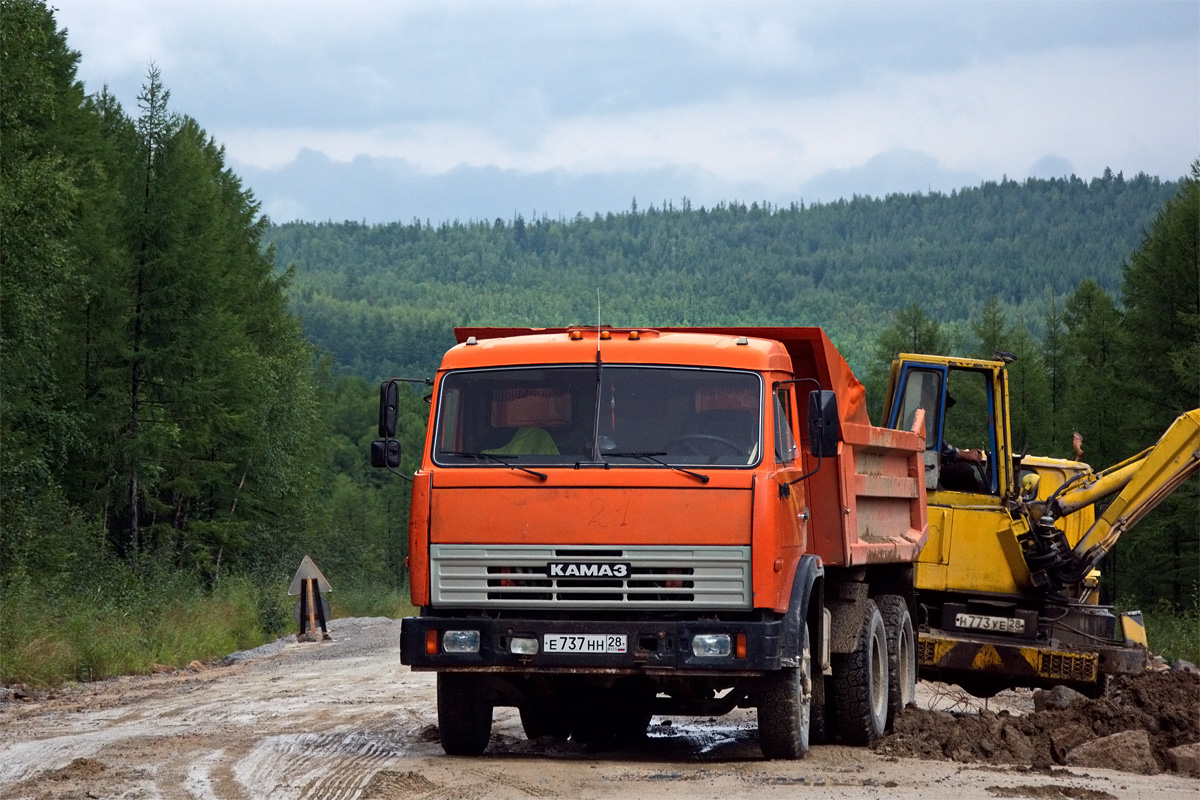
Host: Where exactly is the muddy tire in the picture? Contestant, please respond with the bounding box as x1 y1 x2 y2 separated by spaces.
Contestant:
437 673 492 755
758 622 812 759
832 599 888 745
519 702 571 740
876 594 916 729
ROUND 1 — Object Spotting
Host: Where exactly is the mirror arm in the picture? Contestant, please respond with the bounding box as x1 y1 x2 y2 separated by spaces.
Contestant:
775 378 836 486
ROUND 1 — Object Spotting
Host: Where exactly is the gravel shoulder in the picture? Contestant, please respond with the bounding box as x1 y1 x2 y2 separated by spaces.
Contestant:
1 618 1195 800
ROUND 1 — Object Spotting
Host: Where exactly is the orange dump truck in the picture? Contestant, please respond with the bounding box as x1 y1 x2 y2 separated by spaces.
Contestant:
373 326 928 759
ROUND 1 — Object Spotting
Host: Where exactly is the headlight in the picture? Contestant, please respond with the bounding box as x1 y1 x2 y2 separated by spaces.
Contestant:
691 633 732 658
442 629 481 653
509 636 539 655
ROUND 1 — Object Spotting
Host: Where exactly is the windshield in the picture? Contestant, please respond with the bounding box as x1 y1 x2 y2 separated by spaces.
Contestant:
433 365 762 468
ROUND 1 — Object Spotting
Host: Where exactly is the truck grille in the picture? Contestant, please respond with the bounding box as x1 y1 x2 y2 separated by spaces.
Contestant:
429 544 752 609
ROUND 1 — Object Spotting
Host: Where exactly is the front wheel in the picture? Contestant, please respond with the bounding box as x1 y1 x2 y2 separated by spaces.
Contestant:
832 599 889 745
437 673 493 755
758 622 812 759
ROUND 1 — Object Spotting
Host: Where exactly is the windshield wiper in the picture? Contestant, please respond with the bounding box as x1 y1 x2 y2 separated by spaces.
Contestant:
605 451 709 484
441 451 548 481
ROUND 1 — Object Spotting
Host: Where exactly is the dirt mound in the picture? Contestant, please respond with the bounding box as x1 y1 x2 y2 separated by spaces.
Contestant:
877 671 1200 774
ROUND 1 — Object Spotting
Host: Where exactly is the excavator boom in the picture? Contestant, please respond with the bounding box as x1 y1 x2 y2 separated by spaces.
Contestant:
1070 408 1200 559
1039 408 1200 587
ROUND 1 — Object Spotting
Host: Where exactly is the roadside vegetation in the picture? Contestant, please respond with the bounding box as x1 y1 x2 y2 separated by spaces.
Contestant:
2 0 1195 686
1140 598 1200 667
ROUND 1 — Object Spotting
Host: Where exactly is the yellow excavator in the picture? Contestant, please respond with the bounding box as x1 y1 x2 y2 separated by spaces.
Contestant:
884 353 1199 697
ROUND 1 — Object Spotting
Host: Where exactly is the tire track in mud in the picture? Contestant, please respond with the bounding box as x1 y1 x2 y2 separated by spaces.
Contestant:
229 729 414 800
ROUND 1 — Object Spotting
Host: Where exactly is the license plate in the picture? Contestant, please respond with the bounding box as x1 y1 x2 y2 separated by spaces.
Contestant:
955 613 1025 634
543 634 627 654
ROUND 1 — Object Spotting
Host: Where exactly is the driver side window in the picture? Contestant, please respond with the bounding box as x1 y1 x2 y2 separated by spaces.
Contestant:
774 387 798 463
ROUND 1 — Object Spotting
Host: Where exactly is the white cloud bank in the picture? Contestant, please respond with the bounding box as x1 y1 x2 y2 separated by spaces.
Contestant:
48 0 1200 222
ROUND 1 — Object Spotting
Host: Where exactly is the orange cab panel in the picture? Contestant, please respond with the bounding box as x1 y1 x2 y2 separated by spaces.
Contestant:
430 485 753 546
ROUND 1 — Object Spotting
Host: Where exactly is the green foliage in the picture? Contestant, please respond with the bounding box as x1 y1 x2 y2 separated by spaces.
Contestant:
0 562 268 685
1108 162 1200 607
331 585 416 621
0 1 415 685
864 303 947 423
1138 597 1200 666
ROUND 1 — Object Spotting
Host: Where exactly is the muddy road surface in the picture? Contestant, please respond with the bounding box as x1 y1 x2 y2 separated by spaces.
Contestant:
1 618 1195 800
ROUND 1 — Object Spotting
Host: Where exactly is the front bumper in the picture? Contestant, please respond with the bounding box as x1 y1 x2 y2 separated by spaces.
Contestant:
400 614 784 675
918 628 1150 689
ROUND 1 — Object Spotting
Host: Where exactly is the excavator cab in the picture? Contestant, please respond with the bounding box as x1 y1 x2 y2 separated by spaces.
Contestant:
884 355 1011 498
884 352 1197 697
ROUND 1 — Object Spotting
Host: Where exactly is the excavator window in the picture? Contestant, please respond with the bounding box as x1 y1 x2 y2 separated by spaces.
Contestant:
895 368 944 449
940 368 996 494
889 363 999 495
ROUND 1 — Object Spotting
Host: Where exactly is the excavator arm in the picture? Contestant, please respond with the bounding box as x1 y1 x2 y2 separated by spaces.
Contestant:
1021 408 1200 592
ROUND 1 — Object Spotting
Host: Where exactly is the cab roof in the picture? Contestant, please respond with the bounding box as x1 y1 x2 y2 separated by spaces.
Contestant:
449 326 870 427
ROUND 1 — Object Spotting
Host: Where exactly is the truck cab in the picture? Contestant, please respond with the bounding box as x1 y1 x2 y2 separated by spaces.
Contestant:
379 326 927 758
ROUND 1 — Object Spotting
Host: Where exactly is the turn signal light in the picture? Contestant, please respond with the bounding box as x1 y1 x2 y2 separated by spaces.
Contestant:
426 629 439 655
736 632 748 659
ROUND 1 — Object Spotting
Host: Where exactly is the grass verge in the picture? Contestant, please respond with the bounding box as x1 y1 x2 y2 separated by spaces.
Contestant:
1 569 413 687
1 569 275 687
328 583 414 620
1140 597 1200 666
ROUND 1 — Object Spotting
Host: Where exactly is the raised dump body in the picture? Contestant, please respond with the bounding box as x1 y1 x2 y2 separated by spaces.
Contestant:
377 326 927 759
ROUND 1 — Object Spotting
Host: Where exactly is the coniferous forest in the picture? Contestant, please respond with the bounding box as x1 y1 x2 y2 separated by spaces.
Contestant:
2 0 1197 682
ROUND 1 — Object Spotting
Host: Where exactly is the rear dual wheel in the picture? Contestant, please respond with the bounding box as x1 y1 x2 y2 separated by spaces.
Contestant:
833 599 889 745
876 594 916 729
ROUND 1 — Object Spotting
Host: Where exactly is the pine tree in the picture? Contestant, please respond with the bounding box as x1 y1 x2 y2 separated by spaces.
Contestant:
865 303 946 423
1113 162 1200 606
0 0 95 576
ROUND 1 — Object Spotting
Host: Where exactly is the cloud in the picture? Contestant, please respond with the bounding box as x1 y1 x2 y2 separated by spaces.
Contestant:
49 0 1199 223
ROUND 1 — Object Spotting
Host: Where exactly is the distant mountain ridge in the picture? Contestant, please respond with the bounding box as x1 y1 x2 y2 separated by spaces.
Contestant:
266 170 1178 380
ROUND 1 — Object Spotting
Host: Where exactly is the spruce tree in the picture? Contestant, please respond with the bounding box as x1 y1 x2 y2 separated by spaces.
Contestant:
1114 162 1200 606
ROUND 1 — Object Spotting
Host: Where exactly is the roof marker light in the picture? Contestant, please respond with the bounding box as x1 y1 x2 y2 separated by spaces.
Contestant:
465 336 478 346
569 330 584 340
599 330 611 340
628 331 640 340
736 337 749 345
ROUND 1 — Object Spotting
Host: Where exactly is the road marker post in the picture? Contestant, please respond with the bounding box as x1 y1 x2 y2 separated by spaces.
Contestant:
289 556 332 641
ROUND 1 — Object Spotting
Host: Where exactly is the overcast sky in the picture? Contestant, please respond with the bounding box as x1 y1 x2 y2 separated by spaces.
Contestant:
49 1 1200 225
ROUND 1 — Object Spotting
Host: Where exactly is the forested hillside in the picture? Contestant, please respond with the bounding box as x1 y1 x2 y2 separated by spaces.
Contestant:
267 173 1177 381
1 0 419 684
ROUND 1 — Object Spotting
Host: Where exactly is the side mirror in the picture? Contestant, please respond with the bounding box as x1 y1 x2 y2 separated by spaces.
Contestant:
371 439 401 469
378 380 399 438
808 390 840 458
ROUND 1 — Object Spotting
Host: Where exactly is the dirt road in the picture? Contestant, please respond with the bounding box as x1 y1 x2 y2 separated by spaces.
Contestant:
1 617 1194 800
